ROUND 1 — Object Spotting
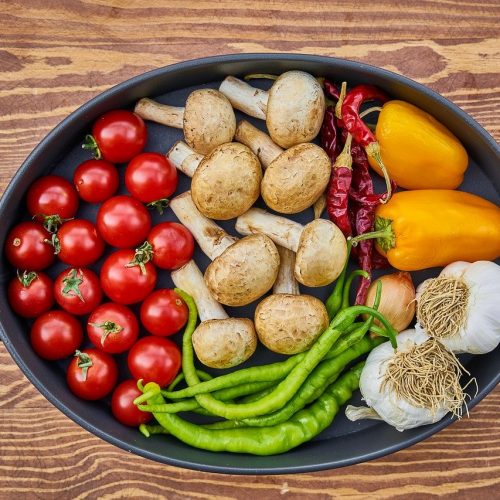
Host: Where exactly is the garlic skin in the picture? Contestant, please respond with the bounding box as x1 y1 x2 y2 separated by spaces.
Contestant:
416 260 500 354
355 329 448 432
364 272 416 332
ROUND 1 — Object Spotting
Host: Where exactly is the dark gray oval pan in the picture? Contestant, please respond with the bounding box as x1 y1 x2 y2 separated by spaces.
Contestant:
0 54 499 475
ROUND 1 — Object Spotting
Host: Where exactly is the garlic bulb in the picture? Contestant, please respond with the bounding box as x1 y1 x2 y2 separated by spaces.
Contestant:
346 329 470 431
416 260 500 354
364 272 416 332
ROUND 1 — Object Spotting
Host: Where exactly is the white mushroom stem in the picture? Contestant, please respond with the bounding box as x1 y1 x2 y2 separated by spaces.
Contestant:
167 141 203 177
236 208 347 287
234 120 284 169
273 246 299 295
134 98 184 129
171 260 228 321
219 76 268 120
236 208 303 251
170 191 237 260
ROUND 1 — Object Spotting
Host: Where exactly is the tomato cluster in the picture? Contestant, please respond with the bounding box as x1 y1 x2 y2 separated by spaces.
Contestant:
4 110 195 427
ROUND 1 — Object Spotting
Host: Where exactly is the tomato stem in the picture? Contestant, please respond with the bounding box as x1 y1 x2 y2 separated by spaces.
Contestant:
147 199 170 215
44 233 61 254
82 134 102 160
17 270 38 287
62 268 85 301
88 320 123 346
126 241 154 275
74 350 92 381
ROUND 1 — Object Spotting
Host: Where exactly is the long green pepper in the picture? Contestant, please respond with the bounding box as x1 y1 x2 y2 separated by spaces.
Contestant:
141 362 365 455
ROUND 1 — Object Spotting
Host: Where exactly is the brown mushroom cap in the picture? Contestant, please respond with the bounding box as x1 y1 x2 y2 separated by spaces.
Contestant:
183 89 236 155
261 142 331 214
295 219 347 287
191 142 262 220
192 318 257 368
204 234 280 306
266 71 326 149
255 294 329 355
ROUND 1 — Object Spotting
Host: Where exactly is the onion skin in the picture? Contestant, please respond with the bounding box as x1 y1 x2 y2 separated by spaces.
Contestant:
364 272 416 332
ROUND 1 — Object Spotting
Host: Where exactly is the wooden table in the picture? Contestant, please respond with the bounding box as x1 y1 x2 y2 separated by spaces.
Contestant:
1 1 499 497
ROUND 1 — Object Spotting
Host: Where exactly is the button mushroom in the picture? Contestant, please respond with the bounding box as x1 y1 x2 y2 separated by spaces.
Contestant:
219 71 325 148
235 120 331 214
172 259 257 368
255 246 329 355
236 208 347 287
170 192 280 306
134 89 236 155
167 140 262 220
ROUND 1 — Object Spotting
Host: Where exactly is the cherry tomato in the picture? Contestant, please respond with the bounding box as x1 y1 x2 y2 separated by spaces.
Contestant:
96 195 151 248
26 175 79 230
100 249 157 305
148 222 194 270
54 268 102 315
67 349 118 400
89 110 147 164
73 159 119 203
55 219 105 267
125 153 178 208
140 289 188 337
8 271 54 318
127 336 181 387
87 302 139 354
4 222 54 271
30 310 83 360
111 380 152 427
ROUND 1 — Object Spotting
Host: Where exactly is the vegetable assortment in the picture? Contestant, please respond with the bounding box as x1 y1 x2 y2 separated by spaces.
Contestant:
3 67 500 460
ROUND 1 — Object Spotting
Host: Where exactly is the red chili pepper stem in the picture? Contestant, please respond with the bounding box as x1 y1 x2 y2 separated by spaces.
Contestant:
365 142 393 202
244 73 278 81
335 81 347 119
333 133 353 169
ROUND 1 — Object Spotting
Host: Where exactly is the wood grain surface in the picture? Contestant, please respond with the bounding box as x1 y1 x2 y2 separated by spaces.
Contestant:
1 0 499 498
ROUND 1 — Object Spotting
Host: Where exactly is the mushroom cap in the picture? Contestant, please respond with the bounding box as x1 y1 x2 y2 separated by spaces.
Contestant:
261 143 331 214
255 294 329 355
266 71 326 149
295 219 348 287
192 318 257 368
183 89 236 155
204 234 280 306
191 142 262 220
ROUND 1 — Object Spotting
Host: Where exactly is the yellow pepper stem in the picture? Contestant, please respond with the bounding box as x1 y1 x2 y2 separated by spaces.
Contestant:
349 217 396 252
365 142 393 203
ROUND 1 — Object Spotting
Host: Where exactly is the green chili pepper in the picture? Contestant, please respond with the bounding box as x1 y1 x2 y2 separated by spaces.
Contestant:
241 336 384 427
342 269 370 310
325 240 353 319
140 362 364 455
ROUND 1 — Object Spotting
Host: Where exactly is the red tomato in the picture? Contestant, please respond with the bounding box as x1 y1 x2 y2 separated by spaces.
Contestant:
30 310 83 360
140 289 188 337
87 302 139 354
111 379 152 427
148 222 194 270
96 195 151 248
4 222 54 271
125 153 178 206
8 271 54 318
127 336 181 387
54 268 102 315
73 159 119 203
67 349 118 400
56 219 105 267
90 110 147 163
100 249 157 305
26 175 79 228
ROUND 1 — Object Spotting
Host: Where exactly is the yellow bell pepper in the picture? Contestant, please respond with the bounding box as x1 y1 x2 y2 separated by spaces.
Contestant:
371 190 500 271
368 101 469 190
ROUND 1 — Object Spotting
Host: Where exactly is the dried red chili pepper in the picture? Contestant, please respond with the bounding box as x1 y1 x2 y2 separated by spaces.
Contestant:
326 134 353 237
340 85 393 201
320 107 342 163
